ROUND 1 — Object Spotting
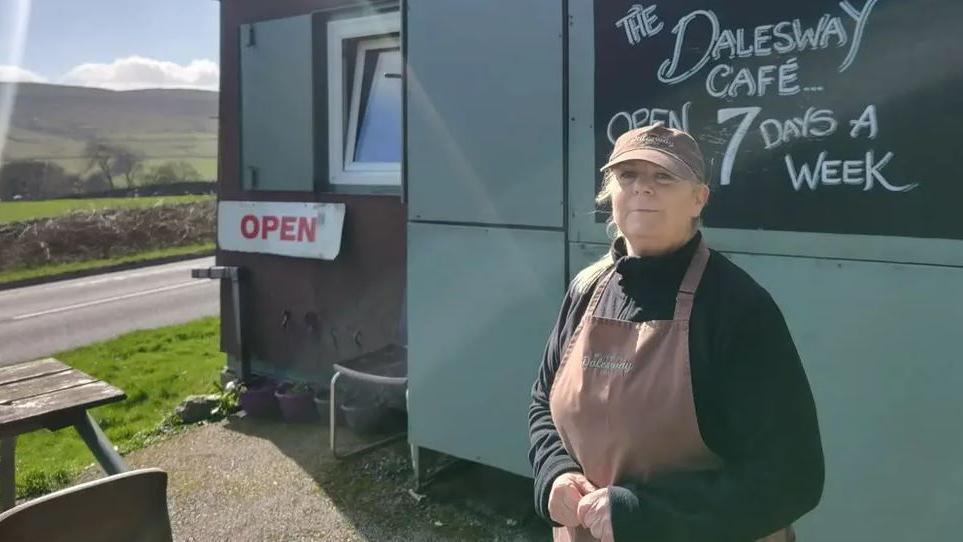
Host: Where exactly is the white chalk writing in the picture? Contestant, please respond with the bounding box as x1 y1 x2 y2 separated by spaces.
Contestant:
606 3 917 195
717 107 761 187
615 4 664 45
712 103 915 192
849 104 879 139
785 150 917 192
656 1 877 89
838 0 878 72
706 57 800 98
607 101 692 144
760 107 838 150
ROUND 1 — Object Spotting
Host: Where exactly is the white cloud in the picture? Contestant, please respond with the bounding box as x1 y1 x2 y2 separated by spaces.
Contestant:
0 65 47 83
60 55 218 91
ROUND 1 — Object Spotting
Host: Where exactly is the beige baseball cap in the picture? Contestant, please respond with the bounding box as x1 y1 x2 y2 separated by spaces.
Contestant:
600 123 706 184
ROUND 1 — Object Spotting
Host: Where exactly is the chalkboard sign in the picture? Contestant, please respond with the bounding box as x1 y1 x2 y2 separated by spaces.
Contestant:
595 0 963 240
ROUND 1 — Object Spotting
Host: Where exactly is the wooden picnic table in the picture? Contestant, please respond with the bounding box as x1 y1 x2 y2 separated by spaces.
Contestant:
0 358 128 511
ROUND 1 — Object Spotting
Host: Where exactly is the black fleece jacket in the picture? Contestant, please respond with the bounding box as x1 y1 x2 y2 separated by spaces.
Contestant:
528 231 824 541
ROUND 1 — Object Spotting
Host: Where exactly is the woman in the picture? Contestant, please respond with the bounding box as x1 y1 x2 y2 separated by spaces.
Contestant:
528 123 824 542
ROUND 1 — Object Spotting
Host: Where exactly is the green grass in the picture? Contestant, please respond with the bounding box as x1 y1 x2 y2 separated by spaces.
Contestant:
0 242 215 285
0 195 214 224
14 317 224 500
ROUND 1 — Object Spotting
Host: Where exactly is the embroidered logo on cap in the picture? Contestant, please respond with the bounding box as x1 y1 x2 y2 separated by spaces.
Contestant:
602 123 707 183
631 133 674 149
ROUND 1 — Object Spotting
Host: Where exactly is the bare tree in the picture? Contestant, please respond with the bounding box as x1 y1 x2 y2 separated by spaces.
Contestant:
84 140 121 189
114 148 146 189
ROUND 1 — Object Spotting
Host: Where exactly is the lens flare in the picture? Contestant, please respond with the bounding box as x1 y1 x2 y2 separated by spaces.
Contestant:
0 0 33 164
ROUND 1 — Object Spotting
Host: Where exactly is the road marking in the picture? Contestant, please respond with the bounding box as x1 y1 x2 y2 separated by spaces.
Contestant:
0 259 213 299
75 263 209 287
9 281 208 321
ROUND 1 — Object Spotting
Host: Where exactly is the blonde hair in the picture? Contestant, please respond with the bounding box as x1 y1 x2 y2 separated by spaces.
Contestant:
571 168 707 295
571 170 620 295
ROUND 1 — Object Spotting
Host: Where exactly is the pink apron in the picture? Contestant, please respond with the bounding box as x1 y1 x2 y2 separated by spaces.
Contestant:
549 240 793 541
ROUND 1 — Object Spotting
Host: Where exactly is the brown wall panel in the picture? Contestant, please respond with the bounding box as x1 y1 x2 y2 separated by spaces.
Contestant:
217 0 404 381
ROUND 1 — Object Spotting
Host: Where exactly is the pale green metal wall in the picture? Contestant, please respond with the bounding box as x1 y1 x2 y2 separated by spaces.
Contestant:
731 253 963 540
408 224 565 475
405 0 566 477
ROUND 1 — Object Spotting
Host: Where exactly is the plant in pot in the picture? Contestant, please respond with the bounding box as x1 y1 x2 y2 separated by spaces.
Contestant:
209 379 241 419
238 378 279 418
275 382 318 423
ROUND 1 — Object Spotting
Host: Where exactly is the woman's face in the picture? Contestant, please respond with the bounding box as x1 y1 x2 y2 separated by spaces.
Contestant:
608 160 709 255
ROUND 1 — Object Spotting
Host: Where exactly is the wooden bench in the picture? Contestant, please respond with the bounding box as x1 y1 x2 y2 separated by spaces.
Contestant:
0 357 127 511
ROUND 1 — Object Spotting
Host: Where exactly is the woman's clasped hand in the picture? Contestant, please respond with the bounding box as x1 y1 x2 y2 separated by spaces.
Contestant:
548 472 614 542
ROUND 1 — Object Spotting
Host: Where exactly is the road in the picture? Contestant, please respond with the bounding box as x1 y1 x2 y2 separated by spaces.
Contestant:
0 257 219 366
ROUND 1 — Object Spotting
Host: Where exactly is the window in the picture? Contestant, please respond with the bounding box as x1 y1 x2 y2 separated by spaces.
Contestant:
327 13 401 188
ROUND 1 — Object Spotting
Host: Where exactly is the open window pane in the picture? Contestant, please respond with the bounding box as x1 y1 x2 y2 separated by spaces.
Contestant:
354 49 401 163
326 13 401 188
344 36 401 172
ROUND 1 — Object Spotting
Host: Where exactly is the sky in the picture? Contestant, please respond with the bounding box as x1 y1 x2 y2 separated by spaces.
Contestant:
0 0 220 91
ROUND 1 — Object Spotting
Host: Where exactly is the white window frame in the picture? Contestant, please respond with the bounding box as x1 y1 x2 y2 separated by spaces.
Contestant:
327 13 401 187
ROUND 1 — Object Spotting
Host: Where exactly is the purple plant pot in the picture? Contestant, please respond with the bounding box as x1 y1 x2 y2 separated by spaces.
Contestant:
275 385 318 423
238 380 278 418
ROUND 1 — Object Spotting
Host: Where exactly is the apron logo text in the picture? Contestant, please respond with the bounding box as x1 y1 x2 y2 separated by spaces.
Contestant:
582 353 633 373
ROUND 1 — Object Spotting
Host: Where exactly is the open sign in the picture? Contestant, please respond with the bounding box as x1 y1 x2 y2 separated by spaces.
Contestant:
218 201 345 260
239 214 318 242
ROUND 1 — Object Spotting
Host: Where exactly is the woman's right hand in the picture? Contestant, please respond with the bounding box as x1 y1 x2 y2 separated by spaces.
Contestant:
549 472 598 527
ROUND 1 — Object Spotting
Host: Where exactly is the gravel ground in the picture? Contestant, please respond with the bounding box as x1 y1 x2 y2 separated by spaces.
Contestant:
74 413 552 542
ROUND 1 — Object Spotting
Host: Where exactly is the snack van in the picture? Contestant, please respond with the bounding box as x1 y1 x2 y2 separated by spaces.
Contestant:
210 1 963 539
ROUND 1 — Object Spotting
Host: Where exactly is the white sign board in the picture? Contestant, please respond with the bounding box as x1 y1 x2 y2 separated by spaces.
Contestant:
218 201 345 260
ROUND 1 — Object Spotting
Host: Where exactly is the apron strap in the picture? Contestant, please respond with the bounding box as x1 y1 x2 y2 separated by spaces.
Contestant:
585 265 616 321
673 239 710 321
557 264 616 372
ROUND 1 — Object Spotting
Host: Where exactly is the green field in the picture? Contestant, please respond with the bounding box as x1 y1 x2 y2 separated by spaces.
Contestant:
0 242 215 285
15 317 224 500
0 194 215 224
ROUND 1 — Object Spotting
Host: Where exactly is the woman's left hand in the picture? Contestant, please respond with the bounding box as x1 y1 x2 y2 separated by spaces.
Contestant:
577 487 614 542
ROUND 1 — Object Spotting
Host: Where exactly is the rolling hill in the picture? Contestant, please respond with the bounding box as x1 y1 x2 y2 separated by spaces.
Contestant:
0 82 218 180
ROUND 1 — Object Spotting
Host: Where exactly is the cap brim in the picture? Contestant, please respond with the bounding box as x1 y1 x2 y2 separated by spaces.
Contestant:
600 149 697 182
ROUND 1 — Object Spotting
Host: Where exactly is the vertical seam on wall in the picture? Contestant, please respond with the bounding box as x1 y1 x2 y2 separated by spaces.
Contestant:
401 0 409 205
237 23 245 193
562 0 571 288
